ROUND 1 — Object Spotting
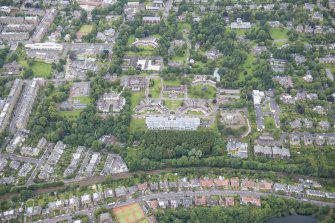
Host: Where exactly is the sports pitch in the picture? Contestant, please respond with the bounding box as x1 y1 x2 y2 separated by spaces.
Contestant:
112 203 145 223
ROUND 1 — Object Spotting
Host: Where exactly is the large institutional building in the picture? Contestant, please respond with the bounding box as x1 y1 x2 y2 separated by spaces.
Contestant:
145 116 200 130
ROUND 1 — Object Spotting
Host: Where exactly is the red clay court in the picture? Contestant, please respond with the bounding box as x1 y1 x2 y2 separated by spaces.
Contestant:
112 203 145 223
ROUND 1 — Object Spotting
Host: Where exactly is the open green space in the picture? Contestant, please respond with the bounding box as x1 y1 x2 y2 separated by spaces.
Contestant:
188 84 216 99
72 96 92 104
270 28 288 40
31 62 52 78
129 119 146 132
130 91 145 110
18 59 52 78
149 78 161 98
163 80 181 86
79 24 93 33
264 116 276 130
58 110 82 119
164 100 183 110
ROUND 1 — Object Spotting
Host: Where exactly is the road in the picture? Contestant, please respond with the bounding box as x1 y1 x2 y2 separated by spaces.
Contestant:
31 190 335 223
26 143 54 186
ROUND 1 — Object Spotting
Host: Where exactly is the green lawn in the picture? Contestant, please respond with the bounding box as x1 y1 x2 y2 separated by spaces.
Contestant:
127 35 136 45
149 79 161 98
188 84 216 99
72 96 91 104
131 91 145 110
264 116 276 130
18 59 52 78
79 24 93 33
129 119 146 132
163 80 181 86
164 100 182 110
58 110 82 119
270 28 288 40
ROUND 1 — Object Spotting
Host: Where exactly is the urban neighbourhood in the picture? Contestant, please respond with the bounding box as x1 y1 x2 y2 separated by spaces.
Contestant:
0 0 334 222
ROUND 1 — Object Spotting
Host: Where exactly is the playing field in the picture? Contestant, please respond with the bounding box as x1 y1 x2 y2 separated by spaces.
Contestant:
112 203 145 223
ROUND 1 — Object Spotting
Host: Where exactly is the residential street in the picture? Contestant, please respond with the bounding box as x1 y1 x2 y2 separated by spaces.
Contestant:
31 190 335 223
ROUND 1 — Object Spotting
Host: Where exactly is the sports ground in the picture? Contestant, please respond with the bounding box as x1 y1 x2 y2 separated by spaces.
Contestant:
112 203 145 223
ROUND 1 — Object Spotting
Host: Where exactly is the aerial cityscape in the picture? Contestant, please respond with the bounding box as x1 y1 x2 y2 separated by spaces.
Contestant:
0 0 334 222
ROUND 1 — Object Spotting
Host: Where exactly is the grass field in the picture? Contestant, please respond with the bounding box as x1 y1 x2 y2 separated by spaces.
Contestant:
164 100 182 110
79 24 93 33
72 96 91 104
270 28 288 40
58 110 82 119
149 78 161 98
129 119 146 132
163 80 181 86
265 116 276 130
18 59 52 78
113 203 145 223
31 62 52 77
131 91 145 110
188 84 216 99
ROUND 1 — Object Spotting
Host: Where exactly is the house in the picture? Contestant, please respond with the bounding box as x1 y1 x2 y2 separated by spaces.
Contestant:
258 180 272 191
194 196 206 206
206 196 219 206
200 178 214 189
157 199 169 208
190 178 201 188
181 197 193 208
97 92 126 113
147 200 158 210
150 182 159 192
226 140 248 158
115 186 127 197
288 184 303 194
104 189 114 198
325 69 334 82
137 183 148 193
170 199 180 208
168 181 178 190
312 12 323 21
99 212 112 223
159 181 169 191
254 145 272 157
214 177 229 189
68 197 80 210
230 178 240 189
315 134 326 146
230 18 251 29
306 190 326 198
178 178 190 189
273 75 293 88
25 206 42 217
319 55 335 64
122 76 146 91
313 106 326 115
143 17 161 24
93 192 104 204
304 134 314 146
81 194 92 206
241 179 256 191
240 196 261 206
